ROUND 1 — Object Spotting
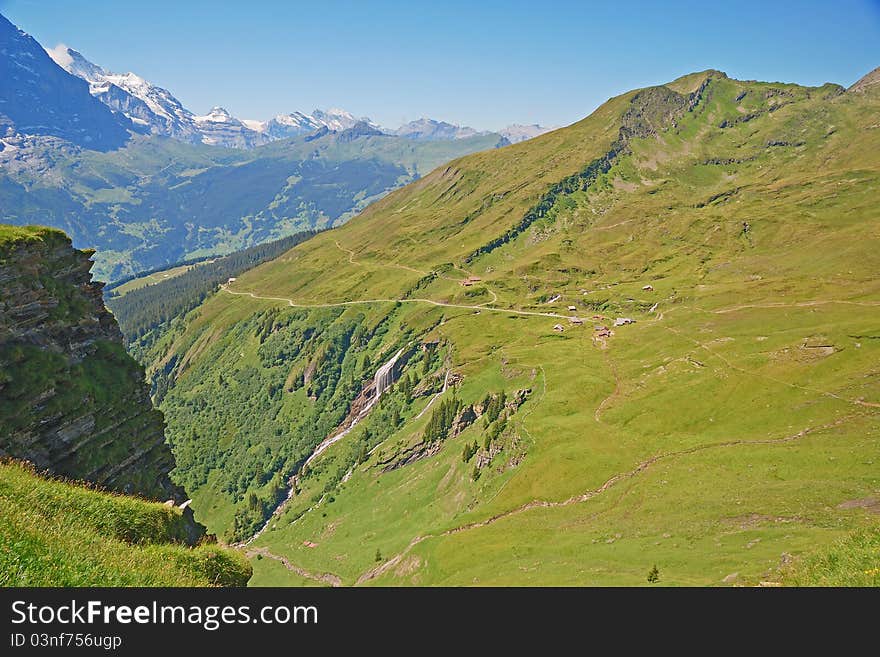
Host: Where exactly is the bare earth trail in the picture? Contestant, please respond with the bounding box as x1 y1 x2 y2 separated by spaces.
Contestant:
221 286 578 322
245 547 342 587
594 351 621 424
334 240 499 306
662 324 880 410
355 414 859 585
335 240 427 278
709 299 880 314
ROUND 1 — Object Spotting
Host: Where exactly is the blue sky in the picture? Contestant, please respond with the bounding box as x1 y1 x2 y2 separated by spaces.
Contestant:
2 0 878 130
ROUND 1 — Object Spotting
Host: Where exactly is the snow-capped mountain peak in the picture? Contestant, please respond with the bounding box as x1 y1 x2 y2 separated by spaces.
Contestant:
262 108 379 140
274 111 320 128
0 16 133 151
44 42 550 149
312 108 379 131
46 44 105 85
195 107 236 124
394 117 485 141
193 107 267 148
7 14 551 153
498 123 554 143
45 43 200 142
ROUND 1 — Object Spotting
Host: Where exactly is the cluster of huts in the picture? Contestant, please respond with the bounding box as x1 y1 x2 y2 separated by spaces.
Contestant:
547 283 655 335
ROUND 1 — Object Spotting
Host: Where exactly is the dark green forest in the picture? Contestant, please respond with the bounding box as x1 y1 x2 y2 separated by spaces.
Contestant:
106 231 318 341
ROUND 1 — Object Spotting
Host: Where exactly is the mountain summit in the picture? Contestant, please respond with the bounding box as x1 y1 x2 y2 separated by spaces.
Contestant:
394 118 486 141
46 43 201 142
0 14 134 150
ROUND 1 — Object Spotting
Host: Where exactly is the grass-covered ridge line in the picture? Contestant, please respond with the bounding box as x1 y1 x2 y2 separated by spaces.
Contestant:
0 460 251 586
0 224 68 251
465 80 707 263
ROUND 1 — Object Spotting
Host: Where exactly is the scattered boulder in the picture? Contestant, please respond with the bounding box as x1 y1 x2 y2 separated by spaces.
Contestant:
450 405 477 437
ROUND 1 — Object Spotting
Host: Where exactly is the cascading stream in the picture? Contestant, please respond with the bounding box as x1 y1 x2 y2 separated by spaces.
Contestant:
237 346 407 546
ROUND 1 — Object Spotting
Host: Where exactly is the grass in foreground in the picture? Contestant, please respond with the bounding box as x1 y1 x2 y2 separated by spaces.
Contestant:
784 526 880 587
0 460 251 586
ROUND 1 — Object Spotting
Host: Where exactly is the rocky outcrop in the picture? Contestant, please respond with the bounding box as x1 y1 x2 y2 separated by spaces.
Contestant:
848 66 880 94
0 226 191 507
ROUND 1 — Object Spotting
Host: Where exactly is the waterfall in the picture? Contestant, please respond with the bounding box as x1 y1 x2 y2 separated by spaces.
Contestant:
303 346 406 467
236 345 410 546
373 348 405 400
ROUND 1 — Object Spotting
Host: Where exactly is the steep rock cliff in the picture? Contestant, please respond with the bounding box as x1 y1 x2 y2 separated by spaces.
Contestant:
0 225 186 503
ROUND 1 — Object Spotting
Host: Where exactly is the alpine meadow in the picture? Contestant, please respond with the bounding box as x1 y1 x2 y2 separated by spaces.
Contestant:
140 70 880 586
0 3 878 597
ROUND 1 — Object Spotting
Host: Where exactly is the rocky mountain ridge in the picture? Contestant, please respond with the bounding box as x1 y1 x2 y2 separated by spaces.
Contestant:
0 226 189 506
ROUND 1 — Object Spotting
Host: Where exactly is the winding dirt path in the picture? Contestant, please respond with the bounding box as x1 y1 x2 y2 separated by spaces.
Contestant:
221 286 579 322
711 299 880 314
246 547 342 587
335 240 427 277
662 324 879 410
356 414 858 584
334 239 501 306
594 351 621 424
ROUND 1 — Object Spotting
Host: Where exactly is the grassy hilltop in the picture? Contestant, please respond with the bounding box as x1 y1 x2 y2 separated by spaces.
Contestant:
139 69 880 586
0 460 251 586
0 224 250 586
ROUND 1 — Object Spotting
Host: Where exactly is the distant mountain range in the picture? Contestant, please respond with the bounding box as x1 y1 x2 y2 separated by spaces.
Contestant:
43 40 551 149
0 12 551 279
0 13 513 281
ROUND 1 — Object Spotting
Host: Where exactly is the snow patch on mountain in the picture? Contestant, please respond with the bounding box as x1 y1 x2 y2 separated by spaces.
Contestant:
394 118 487 141
498 124 554 143
45 42 75 69
46 43 200 142
241 119 267 133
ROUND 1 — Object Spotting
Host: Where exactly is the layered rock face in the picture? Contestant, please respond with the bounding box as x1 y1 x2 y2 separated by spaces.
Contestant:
0 226 186 502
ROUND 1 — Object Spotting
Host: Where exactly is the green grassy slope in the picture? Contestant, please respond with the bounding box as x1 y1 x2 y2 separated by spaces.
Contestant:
0 224 68 245
111 263 197 298
0 460 251 586
1 131 504 282
783 525 880 586
142 70 880 585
